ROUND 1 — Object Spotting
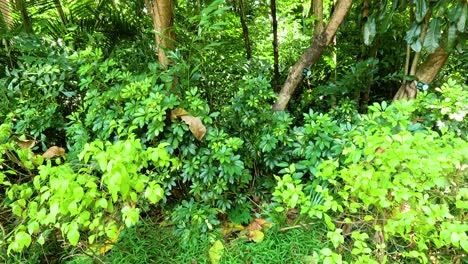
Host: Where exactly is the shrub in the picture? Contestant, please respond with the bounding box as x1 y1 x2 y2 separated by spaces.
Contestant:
0 120 175 253
273 95 468 263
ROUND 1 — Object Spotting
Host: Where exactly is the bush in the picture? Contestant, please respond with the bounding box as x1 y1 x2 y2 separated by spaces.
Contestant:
0 120 174 253
272 88 468 262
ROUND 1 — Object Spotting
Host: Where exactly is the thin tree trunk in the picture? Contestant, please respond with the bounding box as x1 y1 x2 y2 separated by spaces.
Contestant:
145 0 175 67
270 0 279 89
312 0 324 39
0 0 12 29
409 11 431 76
272 0 352 111
53 0 67 25
16 0 33 33
239 0 252 60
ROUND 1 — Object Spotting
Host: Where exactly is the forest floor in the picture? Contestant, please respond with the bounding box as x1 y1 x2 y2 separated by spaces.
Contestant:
67 218 329 264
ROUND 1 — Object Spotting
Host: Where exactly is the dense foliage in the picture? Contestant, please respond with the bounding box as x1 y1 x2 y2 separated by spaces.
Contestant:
1 0 467 263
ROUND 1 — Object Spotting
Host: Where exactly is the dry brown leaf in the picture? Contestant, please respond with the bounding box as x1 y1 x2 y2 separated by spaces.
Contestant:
181 115 206 141
247 221 262 232
254 218 267 226
42 146 66 159
11 136 37 149
170 107 188 120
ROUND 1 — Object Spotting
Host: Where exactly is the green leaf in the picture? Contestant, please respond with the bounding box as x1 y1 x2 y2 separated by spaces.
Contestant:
405 23 420 43
414 0 428 23
424 18 442 53
67 228 80 246
457 4 467 32
145 183 164 204
451 232 460 244
15 231 32 248
461 239 468 252
95 198 108 209
447 24 458 49
324 214 335 230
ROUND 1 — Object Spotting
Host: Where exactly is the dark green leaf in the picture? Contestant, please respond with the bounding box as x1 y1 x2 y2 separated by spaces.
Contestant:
457 4 467 32
423 18 442 53
414 0 428 22
447 24 458 49
405 23 421 44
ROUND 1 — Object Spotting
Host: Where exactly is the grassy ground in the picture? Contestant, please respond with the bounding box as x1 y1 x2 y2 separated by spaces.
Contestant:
65 220 328 264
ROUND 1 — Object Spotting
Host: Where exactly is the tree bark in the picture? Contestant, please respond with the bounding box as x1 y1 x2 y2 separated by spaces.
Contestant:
53 0 67 25
145 0 175 67
312 0 324 39
270 0 279 89
15 0 33 33
272 0 352 111
393 46 449 100
0 0 12 29
238 0 252 60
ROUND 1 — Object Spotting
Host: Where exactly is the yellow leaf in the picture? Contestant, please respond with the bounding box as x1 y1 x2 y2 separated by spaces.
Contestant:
209 240 224 264
96 225 124 255
221 223 244 236
248 230 264 243
42 146 66 159
181 115 207 141
170 107 188 120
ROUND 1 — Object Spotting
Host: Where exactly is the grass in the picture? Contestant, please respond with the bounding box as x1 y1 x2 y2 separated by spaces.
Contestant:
65 219 329 264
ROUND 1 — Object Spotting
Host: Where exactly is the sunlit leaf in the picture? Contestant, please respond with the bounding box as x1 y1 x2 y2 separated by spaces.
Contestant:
411 39 422 52
67 228 80 246
363 17 376 45
248 230 264 243
209 240 224 264
15 231 32 248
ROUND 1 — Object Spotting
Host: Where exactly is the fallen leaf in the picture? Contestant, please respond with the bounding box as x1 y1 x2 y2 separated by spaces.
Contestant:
247 221 262 232
11 136 37 149
171 108 188 120
254 218 266 226
221 223 244 236
42 146 66 159
209 240 224 264
248 230 264 243
181 115 206 141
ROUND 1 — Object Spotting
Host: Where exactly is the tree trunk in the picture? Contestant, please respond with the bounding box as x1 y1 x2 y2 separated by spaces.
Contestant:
393 8 449 101
53 0 67 25
393 46 450 100
272 0 352 111
145 0 175 67
238 0 252 60
15 0 33 33
312 0 324 39
270 0 279 89
0 0 12 29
